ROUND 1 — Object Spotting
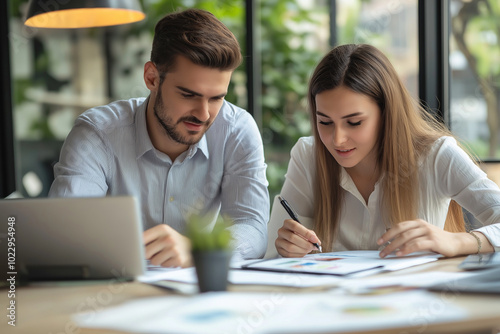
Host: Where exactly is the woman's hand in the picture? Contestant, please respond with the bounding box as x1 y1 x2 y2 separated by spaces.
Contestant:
275 219 321 257
377 219 493 258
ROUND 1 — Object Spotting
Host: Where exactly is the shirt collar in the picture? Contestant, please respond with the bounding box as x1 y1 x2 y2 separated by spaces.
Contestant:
189 134 209 160
135 97 154 159
340 167 383 204
340 167 356 193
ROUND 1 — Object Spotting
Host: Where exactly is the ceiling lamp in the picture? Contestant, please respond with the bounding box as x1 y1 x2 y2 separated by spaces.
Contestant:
24 0 146 29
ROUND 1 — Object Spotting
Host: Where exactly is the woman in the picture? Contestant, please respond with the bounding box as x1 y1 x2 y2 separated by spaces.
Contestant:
269 44 500 259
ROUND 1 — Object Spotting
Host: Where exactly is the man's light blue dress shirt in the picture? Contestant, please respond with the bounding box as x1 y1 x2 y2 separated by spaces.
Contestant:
49 97 270 259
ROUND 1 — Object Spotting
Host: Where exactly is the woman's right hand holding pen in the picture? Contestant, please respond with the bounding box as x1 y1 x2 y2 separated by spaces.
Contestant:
275 219 322 257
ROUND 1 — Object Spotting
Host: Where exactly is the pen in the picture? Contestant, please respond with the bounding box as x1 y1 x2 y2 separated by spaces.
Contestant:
278 196 322 252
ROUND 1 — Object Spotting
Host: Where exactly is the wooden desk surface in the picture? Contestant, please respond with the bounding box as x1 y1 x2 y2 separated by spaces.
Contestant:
1 257 500 334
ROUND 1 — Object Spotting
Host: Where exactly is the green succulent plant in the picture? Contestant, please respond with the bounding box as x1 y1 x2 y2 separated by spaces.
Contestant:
186 214 233 252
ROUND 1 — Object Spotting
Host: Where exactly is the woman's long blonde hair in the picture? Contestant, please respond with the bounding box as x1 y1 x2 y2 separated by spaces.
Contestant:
308 44 465 252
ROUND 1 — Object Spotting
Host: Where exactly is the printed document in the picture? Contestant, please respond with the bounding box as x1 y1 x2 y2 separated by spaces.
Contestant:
242 250 441 276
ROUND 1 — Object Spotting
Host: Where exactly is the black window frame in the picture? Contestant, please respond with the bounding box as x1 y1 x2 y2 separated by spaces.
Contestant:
0 0 16 198
417 0 449 124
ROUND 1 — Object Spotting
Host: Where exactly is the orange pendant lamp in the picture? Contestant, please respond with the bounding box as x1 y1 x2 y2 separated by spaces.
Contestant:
24 0 146 29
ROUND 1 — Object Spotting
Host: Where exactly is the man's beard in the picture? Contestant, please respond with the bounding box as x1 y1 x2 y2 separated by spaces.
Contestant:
153 90 210 146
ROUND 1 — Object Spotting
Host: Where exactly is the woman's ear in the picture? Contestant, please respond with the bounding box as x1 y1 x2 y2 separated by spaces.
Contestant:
144 61 160 91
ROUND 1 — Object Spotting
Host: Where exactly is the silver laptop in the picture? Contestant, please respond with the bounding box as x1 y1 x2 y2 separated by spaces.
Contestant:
0 196 145 281
429 266 500 294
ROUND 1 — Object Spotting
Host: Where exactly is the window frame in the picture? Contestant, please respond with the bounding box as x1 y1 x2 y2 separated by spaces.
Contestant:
417 0 449 124
0 0 16 198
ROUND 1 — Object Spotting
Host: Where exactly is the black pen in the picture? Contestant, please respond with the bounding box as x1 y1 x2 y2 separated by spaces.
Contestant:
278 196 322 252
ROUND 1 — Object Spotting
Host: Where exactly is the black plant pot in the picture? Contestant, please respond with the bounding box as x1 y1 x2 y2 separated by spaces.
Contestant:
192 250 232 293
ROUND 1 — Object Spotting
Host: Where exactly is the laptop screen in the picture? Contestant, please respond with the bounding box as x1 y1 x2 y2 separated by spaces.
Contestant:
0 196 145 281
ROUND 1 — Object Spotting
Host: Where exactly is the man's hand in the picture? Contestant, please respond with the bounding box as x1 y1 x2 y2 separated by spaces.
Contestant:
143 224 192 268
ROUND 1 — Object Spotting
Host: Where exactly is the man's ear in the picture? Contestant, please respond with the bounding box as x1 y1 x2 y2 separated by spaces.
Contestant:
144 61 160 91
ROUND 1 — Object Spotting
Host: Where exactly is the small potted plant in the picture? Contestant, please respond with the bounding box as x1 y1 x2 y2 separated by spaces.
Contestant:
186 214 233 293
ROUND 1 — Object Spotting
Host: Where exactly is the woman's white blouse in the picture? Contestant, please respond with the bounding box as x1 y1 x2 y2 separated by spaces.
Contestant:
266 136 500 258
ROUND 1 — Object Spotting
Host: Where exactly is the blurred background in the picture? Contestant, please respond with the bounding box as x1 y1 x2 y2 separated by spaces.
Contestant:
2 0 500 202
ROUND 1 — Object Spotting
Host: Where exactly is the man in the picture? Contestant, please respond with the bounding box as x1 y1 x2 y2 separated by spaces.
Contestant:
49 9 269 267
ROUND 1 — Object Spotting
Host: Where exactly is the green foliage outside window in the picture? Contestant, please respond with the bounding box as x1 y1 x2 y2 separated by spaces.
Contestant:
258 0 326 199
451 0 500 159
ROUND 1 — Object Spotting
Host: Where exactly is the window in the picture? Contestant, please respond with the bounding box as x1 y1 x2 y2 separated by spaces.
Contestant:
258 0 330 198
336 0 419 99
6 0 492 202
449 0 500 160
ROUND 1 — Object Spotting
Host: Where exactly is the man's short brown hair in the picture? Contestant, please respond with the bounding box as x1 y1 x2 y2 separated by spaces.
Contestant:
151 8 242 74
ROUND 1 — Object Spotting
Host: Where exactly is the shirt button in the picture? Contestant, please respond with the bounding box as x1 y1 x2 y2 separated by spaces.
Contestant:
169 196 174 202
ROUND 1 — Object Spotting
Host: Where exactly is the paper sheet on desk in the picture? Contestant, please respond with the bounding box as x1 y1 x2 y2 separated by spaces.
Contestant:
139 259 263 283
139 266 346 288
73 290 466 334
242 250 441 276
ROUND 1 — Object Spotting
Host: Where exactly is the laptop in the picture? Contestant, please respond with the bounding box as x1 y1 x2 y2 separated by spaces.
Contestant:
0 196 145 281
458 252 500 270
429 266 500 294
